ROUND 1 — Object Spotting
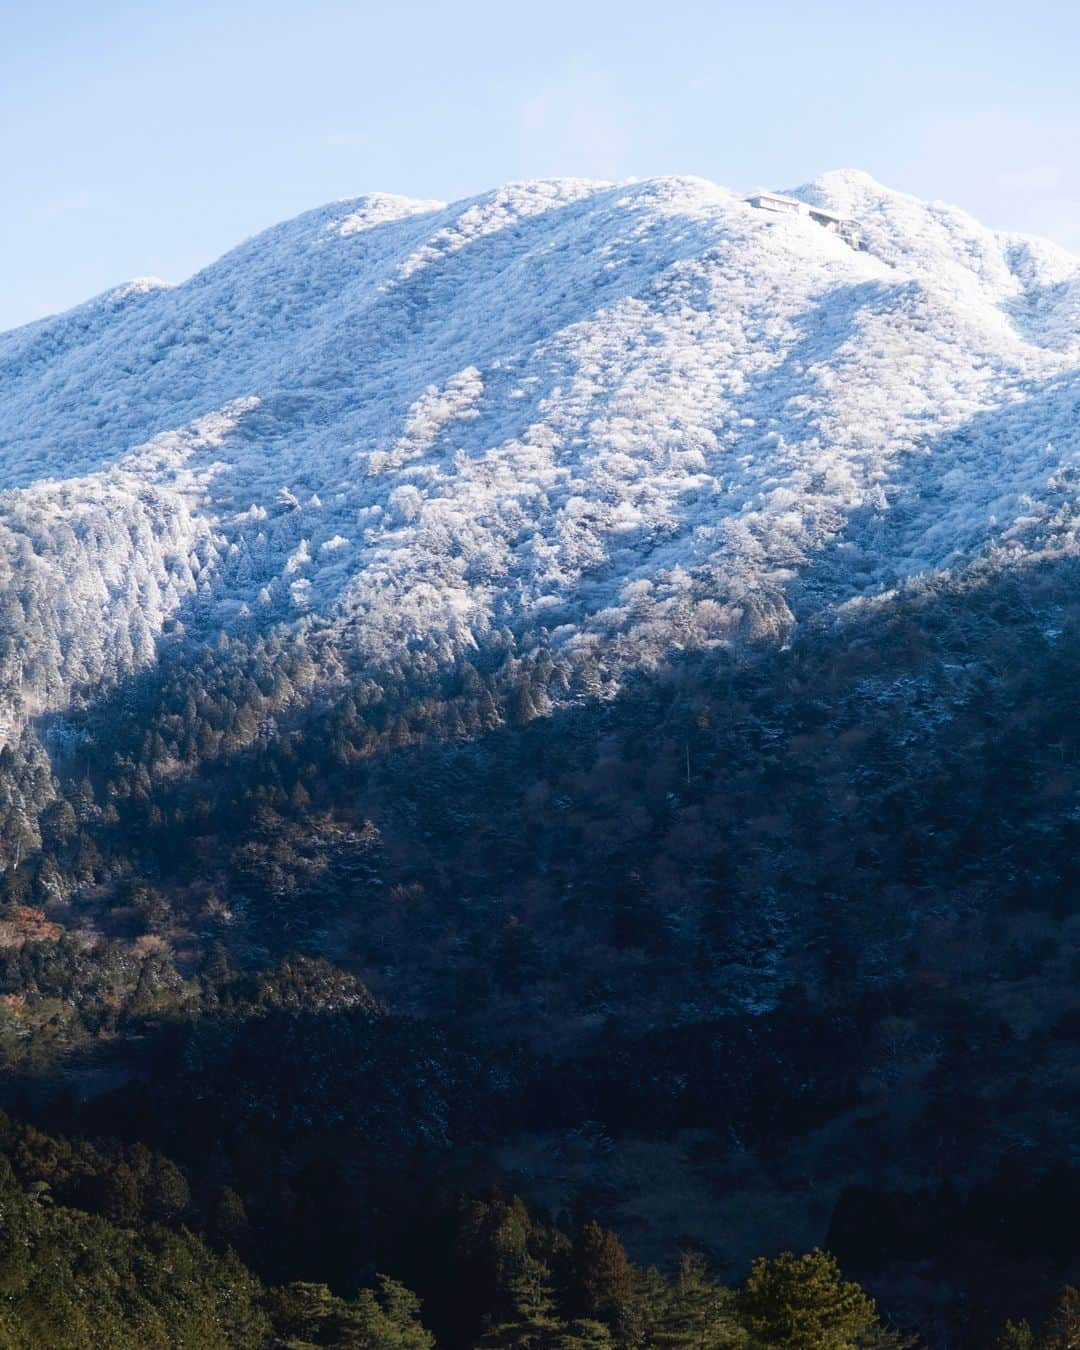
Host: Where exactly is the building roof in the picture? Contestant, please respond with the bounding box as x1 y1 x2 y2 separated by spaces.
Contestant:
745 191 850 224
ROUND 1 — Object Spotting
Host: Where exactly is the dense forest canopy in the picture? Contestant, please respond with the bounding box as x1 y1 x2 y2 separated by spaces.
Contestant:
0 547 1072 1344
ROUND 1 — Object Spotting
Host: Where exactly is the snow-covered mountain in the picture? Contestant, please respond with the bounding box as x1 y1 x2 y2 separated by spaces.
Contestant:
2 169 1080 726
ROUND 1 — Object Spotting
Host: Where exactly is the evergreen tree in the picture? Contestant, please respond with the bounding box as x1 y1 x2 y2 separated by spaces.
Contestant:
211 1184 251 1250
104 1161 140 1227
1043 1286 1080 1350
572 1220 639 1342
737 1249 878 1350
475 1243 565 1346
343 1275 435 1349
643 1253 747 1347
141 1154 190 1224
559 1321 616 1348
996 1325 1036 1350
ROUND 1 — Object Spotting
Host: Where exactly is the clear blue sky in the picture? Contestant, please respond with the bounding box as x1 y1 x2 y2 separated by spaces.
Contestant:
2 0 1078 331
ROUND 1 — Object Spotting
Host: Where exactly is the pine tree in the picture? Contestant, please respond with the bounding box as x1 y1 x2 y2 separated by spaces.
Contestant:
201 938 233 990
477 1255 566 1348
1044 1287 1080 1350
645 1253 746 1347
996 1325 1036 1350
210 1185 250 1250
572 1220 638 1338
142 1154 190 1223
104 1162 140 1227
737 1249 878 1350
345 1275 435 1348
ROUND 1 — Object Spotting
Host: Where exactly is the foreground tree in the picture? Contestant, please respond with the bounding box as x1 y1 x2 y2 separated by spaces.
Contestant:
737 1249 878 1350
996 1320 1036 1350
267 1275 434 1348
640 1253 747 1347
572 1220 637 1331
1043 1286 1080 1350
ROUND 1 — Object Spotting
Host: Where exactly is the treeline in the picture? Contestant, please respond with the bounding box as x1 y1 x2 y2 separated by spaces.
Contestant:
15 956 1080 1345
3 1100 1080 1348
0 936 374 1073
0 1142 426 1348
0 1106 901 1347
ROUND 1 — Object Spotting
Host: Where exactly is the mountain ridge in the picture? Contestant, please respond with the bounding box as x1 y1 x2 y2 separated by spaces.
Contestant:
1 170 1079 732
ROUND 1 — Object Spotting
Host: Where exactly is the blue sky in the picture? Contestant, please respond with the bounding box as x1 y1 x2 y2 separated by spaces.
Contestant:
2 0 1078 331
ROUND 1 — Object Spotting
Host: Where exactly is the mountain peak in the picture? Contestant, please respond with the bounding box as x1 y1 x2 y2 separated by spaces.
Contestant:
110 276 175 301
1 171 1079 735
331 192 444 237
789 168 894 213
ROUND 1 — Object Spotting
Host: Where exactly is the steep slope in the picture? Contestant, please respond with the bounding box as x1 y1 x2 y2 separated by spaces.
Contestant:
1 172 1079 728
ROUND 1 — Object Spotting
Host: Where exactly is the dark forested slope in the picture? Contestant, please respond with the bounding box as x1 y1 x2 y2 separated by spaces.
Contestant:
0 552 1072 1342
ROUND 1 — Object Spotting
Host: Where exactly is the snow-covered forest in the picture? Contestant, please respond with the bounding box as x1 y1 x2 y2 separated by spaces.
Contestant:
3 170 1080 734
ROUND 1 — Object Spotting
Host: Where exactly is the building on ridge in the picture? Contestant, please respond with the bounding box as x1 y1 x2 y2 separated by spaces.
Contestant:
745 191 864 249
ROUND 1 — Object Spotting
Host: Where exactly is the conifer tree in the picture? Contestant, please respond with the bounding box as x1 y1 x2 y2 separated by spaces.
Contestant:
737 1249 878 1350
476 1258 565 1348
644 1252 747 1347
995 1323 1036 1350
1043 1286 1080 1350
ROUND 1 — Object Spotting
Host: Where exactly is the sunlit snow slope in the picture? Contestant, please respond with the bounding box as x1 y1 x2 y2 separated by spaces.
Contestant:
2 170 1079 723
